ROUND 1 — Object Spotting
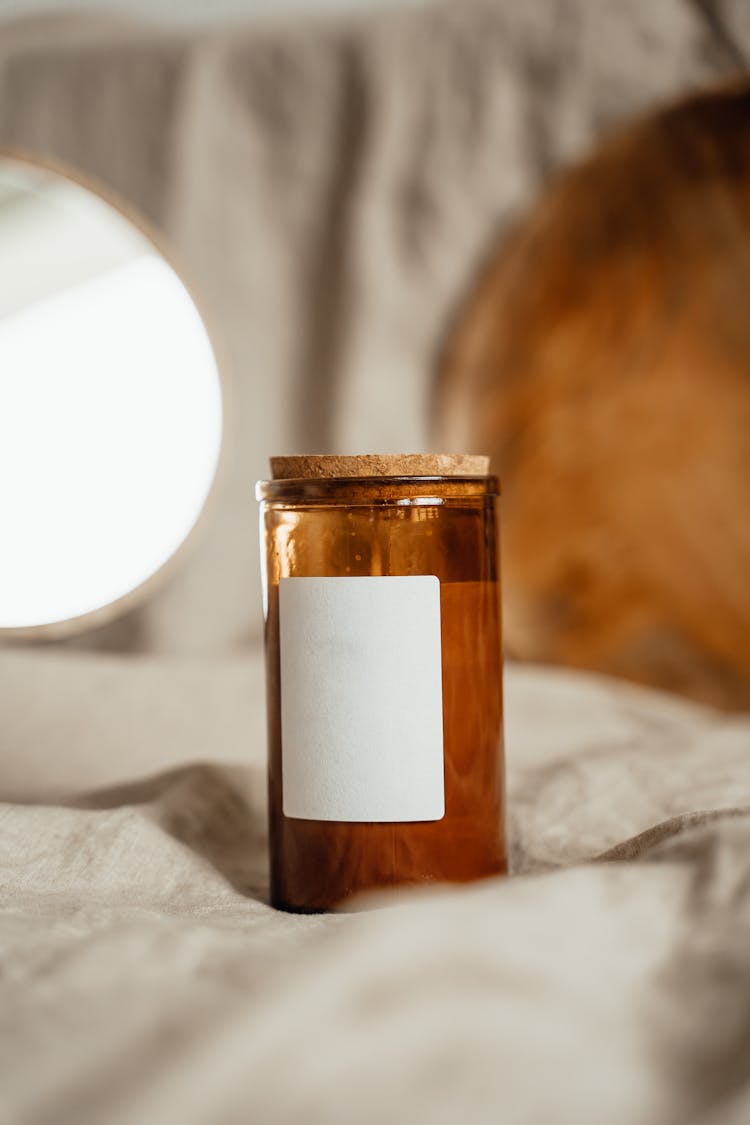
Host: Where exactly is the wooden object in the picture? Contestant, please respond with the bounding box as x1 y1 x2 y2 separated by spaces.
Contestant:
437 83 750 710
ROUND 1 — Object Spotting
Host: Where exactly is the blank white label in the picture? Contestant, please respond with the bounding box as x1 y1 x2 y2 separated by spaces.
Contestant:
279 575 445 822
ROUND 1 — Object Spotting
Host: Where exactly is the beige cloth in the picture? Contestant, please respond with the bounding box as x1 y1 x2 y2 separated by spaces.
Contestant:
2 648 750 1124
1 1 748 654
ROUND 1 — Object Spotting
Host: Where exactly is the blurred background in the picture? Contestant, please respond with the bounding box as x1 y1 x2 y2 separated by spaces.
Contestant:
0 0 748 704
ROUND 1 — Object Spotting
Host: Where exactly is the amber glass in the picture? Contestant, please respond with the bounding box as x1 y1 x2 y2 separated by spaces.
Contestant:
256 475 506 911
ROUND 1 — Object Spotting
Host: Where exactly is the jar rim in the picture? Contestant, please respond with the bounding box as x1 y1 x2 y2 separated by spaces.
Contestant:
255 474 501 503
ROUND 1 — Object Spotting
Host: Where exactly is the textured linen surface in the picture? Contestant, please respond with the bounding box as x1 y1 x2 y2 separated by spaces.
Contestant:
0 0 748 653
2 650 750 1125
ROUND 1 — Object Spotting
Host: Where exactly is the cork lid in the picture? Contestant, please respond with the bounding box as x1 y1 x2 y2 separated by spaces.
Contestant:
270 454 489 480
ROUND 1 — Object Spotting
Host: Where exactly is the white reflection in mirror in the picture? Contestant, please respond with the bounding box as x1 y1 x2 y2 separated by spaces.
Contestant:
0 160 223 629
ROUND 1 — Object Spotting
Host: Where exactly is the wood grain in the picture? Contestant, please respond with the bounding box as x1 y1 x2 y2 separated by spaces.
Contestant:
270 453 489 480
437 82 750 710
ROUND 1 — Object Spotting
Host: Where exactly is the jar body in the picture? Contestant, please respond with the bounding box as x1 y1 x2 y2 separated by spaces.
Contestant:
258 476 506 911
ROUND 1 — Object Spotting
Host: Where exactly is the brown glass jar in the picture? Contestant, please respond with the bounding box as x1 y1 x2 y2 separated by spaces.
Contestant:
257 454 506 912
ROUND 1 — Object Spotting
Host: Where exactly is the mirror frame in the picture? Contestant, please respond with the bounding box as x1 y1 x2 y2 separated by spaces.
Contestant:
0 145 230 643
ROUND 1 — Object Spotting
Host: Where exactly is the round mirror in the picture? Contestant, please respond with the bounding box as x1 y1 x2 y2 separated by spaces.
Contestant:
0 153 223 638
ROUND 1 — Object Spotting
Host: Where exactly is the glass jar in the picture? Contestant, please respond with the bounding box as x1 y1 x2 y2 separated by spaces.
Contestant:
256 455 506 912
